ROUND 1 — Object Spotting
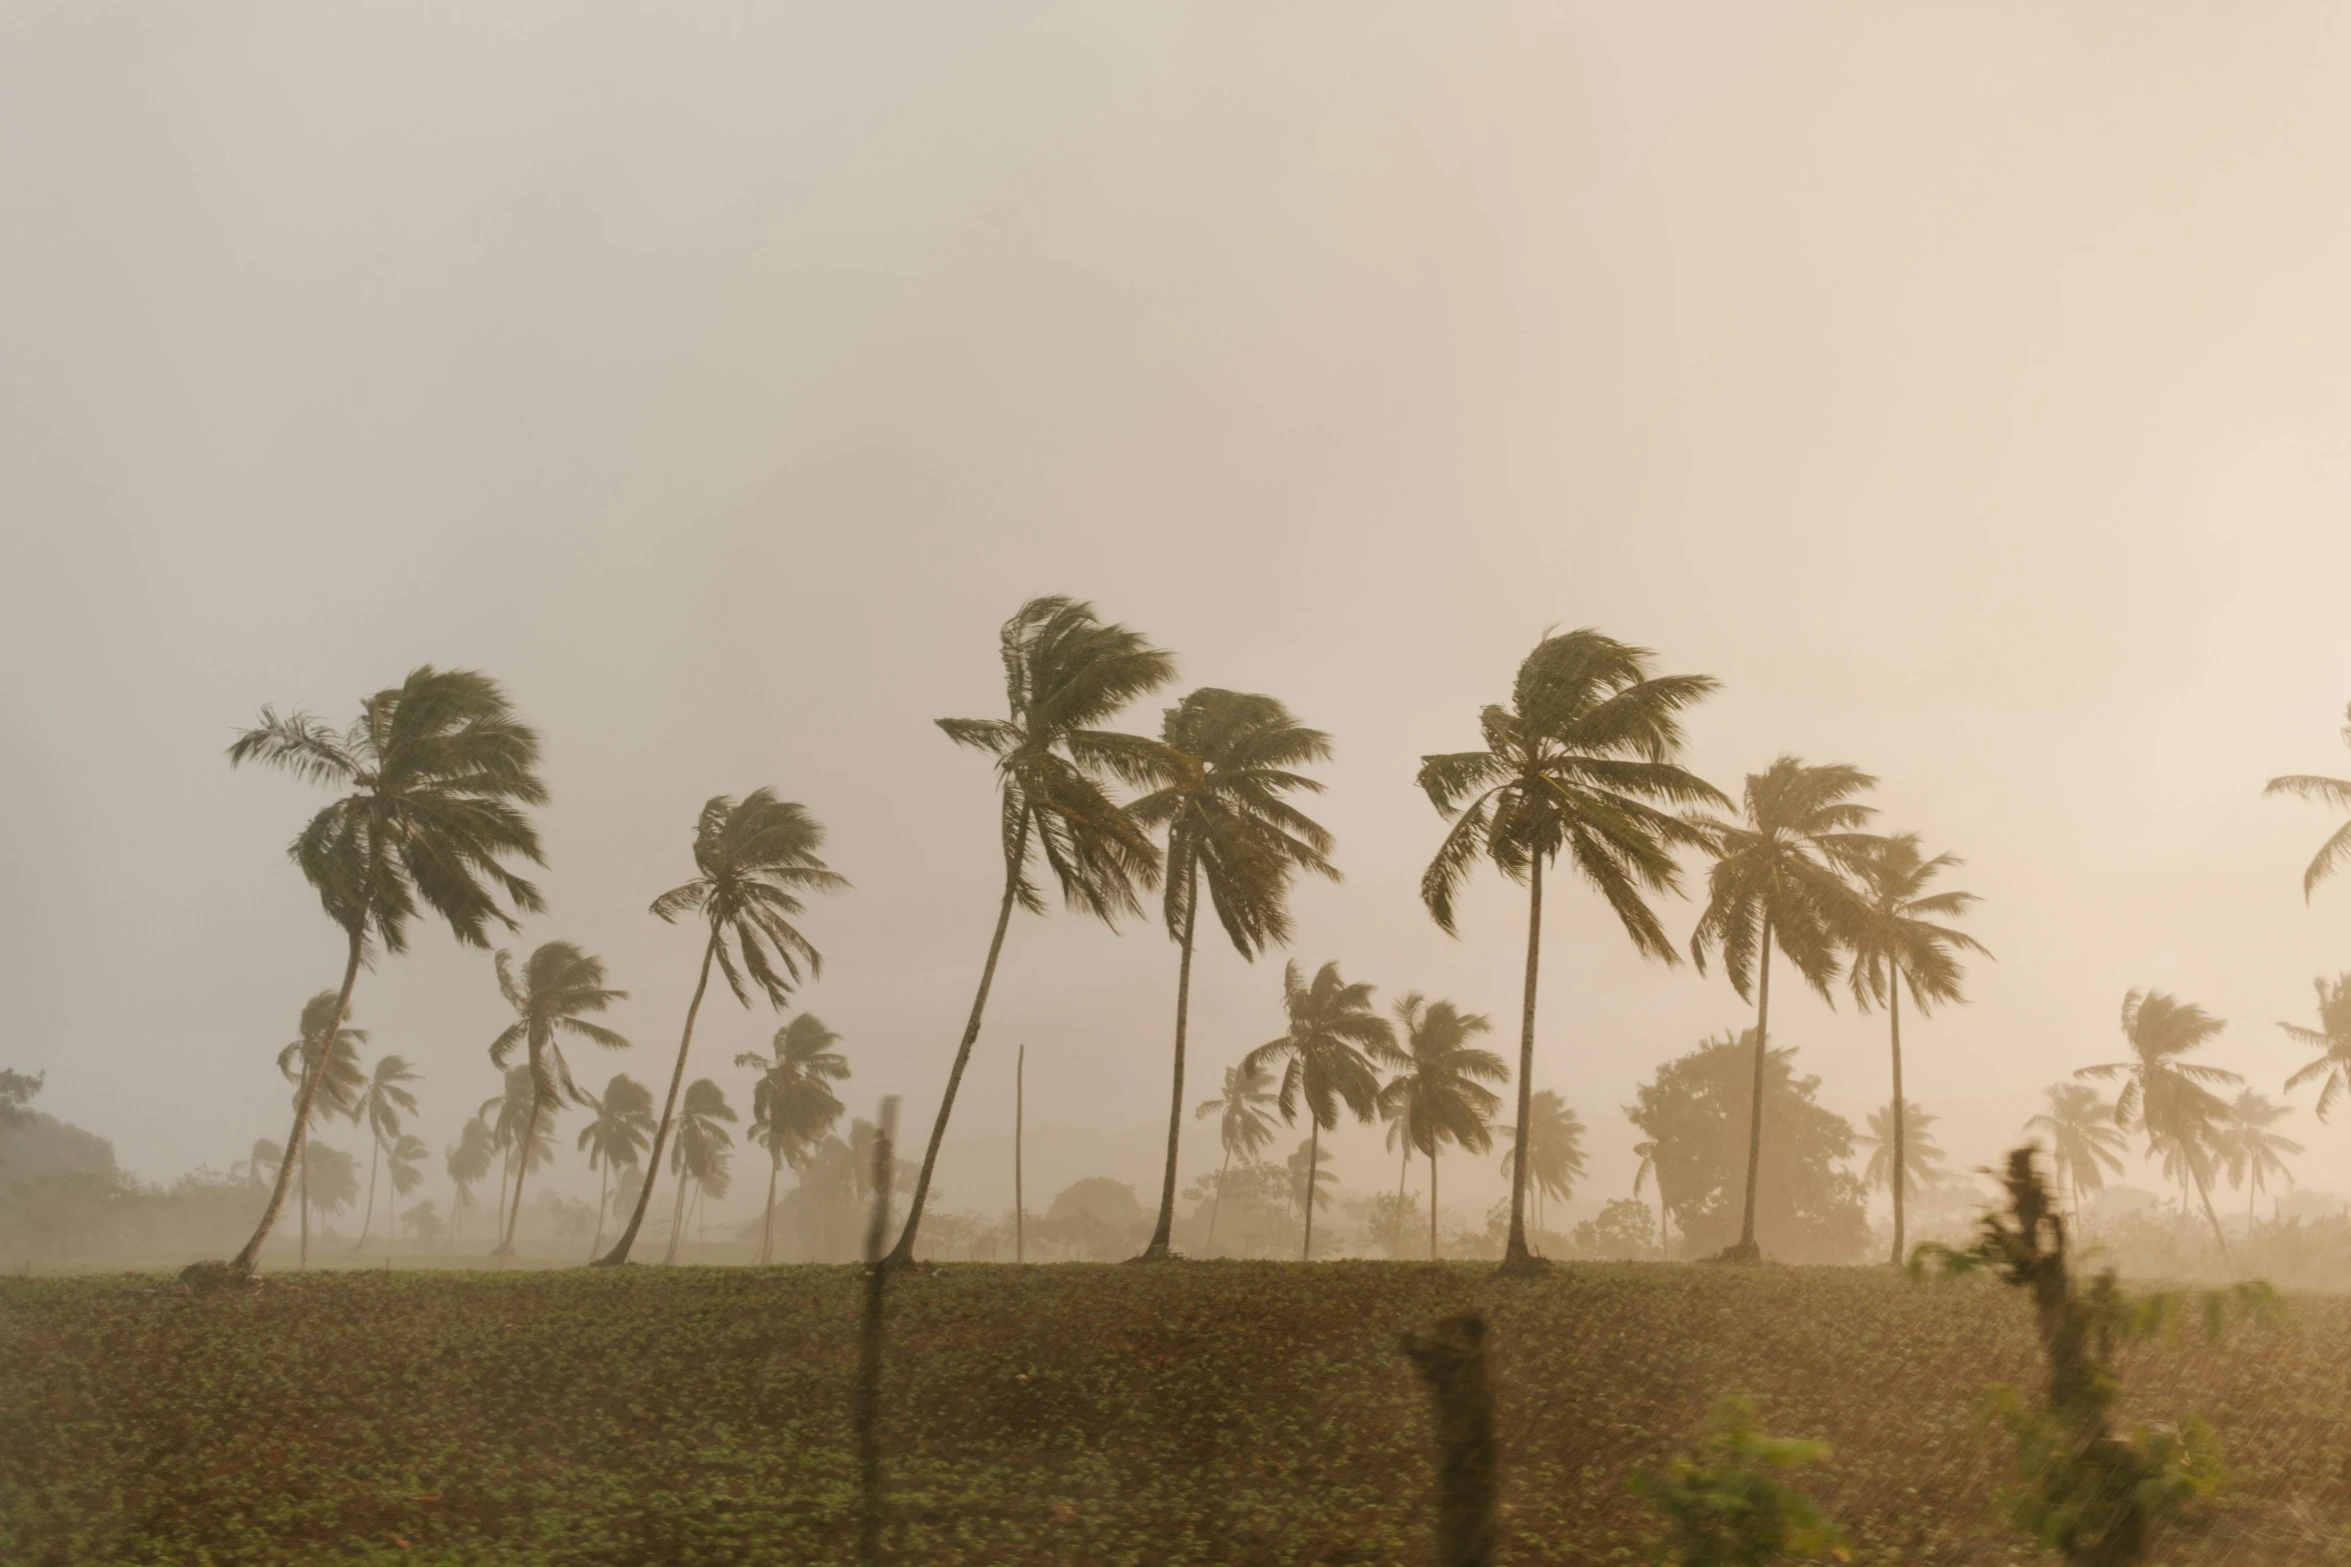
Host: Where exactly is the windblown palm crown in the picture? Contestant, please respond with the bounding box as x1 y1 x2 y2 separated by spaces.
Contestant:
2266 702 2351 899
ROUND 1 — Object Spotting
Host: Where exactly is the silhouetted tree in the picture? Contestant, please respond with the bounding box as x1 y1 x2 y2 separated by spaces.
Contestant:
662 1078 737 1265
275 991 365 1268
1242 960 1395 1260
740 1014 848 1264
1196 1061 1281 1247
1497 1090 1586 1241
2216 1090 2301 1222
1379 995 1505 1259
445 1115 494 1251
2280 974 2351 1119
350 1054 420 1252
2026 1083 2128 1227
1859 1100 1946 1205
2265 702 2351 900
576 1074 654 1260
2078 990 2240 1257
489 941 630 1261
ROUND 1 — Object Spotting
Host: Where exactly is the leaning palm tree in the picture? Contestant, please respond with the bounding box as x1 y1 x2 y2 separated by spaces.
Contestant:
1844 834 1987 1264
1240 960 1397 1261
739 1014 850 1265
2281 974 2351 1120
446 1115 495 1252
576 1074 655 1259
1126 688 1337 1261
1377 994 1506 1260
889 596 1173 1269
381 1133 428 1248
1858 1100 1947 1204
2078 989 2242 1257
1690 757 1880 1262
1419 629 1724 1273
2216 1090 2303 1223
482 1064 557 1251
596 790 845 1267
221 665 546 1278
661 1078 737 1265
301 1141 361 1238
350 1054 421 1252
1497 1089 1586 1241
235 1138 284 1196
489 941 631 1262
1195 1061 1281 1247
2025 1082 2129 1225
275 991 366 1268
2265 703 2351 899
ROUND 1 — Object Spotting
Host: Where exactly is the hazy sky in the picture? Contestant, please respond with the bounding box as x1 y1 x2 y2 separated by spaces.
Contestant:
6 5 2351 1229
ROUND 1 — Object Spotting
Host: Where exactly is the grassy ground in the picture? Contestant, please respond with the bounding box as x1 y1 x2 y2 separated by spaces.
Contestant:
2 1260 2346 1566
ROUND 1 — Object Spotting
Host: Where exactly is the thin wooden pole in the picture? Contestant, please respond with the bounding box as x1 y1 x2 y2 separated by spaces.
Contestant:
1014 1044 1025 1264
858 1097 899 1567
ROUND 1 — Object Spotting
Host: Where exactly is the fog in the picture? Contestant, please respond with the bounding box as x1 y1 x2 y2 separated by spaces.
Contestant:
6 4 2351 1249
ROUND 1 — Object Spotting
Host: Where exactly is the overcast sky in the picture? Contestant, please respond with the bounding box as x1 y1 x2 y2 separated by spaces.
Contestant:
6 4 2351 1230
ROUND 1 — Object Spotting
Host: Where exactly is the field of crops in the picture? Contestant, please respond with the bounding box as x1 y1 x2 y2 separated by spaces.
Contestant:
3 1260 2347 1566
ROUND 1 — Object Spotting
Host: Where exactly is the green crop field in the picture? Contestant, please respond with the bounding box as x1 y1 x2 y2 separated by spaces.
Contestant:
2 1261 2346 1566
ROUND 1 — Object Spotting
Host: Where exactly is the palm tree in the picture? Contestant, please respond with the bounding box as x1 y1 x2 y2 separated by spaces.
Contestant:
1690 757 1880 1262
576 1074 655 1260
275 992 365 1269
739 1014 849 1265
2265 703 2351 899
2078 989 2242 1256
2217 1090 2303 1222
890 596 1173 1268
1126 689 1337 1261
1418 629 1724 1274
2281 974 2351 1120
300 1141 360 1236
1240 960 1397 1261
661 1078 737 1265
1632 1140 1669 1257
489 941 631 1262
382 1134 428 1250
350 1054 421 1252
234 1139 284 1196
1377 994 1506 1260
1497 1090 1586 1241
1858 1100 1946 1206
223 666 546 1278
1845 834 1987 1264
445 1115 495 1252
1195 1061 1281 1247
2025 1082 2128 1224
597 790 845 1266
1285 1137 1337 1238
482 1065 557 1251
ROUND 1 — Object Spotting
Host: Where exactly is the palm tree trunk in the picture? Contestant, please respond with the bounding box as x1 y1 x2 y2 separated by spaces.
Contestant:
760 1149 781 1266
1204 1145 1229 1251
590 1163 609 1261
1888 982 1906 1267
1396 1139 1410 1257
229 930 364 1277
493 1148 511 1253
1430 1147 1440 1262
1501 852 1545 1274
2192 1164 2231 1262
888 821 1029 1270
663 1163 692 1265
1141 875 1201 1261
500 1083 546 1268
1014 1043 1026 1264
354 1132 381 1252
597 928 720 1266
299 1151 310 1270
1730 913 1776 1261
1302 1120 1321 1262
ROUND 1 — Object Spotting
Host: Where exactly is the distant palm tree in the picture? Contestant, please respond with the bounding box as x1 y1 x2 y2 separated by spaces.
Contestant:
445 1115 495 1252
2281 974 2351 1120
223 665 546 1278
350 1054 421 1252
2217 1090 2303 1222
2078 989 2241 1256
1195 1061 1281 1247
1858 1100 1946 1202
276 991 366 1268
382 1134 429 1250
489 941 631 1262
301 1141 360 1235
1845 834 1987 1264
597 791 845 1267
1418 629 1724 1273
1241 960 1396 1261
1377 995 1505 1260
1497 1090 1586 1241
2265 703 2351 899
2025 1082 2128 1224
235 1138 284 1196
1127 689 1337 1261
892 596 1172 1269
482 1065 556 1248
1690 757 1880 1262
739 1014 849 1265
1284 1138 1337 1235
576 1074 655 1260
662 1078 737 1265
1633 1140 1669 1257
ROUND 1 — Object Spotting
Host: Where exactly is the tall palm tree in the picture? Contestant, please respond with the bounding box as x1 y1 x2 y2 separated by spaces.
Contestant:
1690 757 1880 1262
382 1133 428 1247
1497 1090 1586 1241
739 1014 849 1265
576 1074 655 1260
2217 1090 2303 1222
1195 1061 1280 1247
2281 974 2351 1120
489 941 631 1262
1127 689 1337 1261
275 991 365 1269
1376 994 1506 1260
1240 960 1397 1261
445 1115 495 1252
2078 989 2242 1257
1858 1100 1946 1206
661 1078 737 1266
2265 703 2351 899
597 790 845 1266
2025 1082 2128 1224
1418 629 1724 1273
223 665 546 1278
350 1054 421 1252
1844 834 1987 1264
890 596 1173 1268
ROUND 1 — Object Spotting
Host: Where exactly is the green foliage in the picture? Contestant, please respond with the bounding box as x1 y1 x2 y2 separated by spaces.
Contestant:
1633 1395 1846 1566
0 1068 42 1131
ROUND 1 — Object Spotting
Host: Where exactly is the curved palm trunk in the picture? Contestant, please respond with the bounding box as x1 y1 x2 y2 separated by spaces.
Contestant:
1302 1120 1322 1261
1395 1140 1410 1257
1014 1043 1026 1264
662 1166 692 1265
759 1148 782 1265
299 1153 310 1269
1730 913 1776 1261
2190 1163 2232 1263
590 1163 610 1261
1430 1147 1440 1261
229 931 364 1277
499 1085 546 1268
1141 881 1201 1260
887 822 1029 1270
1888 982 1906 1267
1204 1145 1230 1251
354 1133 382 1252
596 928 720 1266
1500 854 1545 1274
